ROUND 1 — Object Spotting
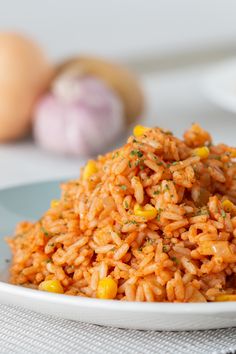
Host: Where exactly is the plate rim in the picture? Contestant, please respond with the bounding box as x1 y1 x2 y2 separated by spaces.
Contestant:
0 178 65 192
0 281 236 314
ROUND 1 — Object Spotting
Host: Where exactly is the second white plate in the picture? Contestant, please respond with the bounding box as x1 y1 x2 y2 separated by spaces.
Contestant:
204 58 236 113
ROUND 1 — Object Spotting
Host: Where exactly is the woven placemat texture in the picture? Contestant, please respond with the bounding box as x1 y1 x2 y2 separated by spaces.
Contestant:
0 304 235 354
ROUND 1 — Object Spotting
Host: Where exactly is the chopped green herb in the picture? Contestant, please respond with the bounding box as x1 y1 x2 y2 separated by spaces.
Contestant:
112 151 119 159
41 227 50 237
135 159 141 166
221 210 226 218
196 208 209 216
134 159 145 170
120 185 127 191
156 208 163 221
157 161 163 166
125 220 137 225
164 184 170 191
146 238 155 245
45 259 52 263
124 201 129 209
166 163 171 168
130 150 143 158
172 162 178 166
154 190 160 195
171 256 179 265
162 245 168 252
128 161 132 168
137 151 143 158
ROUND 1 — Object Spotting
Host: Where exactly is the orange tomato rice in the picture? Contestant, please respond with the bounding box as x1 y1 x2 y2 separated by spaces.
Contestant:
7 124 236 302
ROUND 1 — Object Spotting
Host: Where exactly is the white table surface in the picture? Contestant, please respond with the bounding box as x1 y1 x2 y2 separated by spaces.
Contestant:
1 63 236 189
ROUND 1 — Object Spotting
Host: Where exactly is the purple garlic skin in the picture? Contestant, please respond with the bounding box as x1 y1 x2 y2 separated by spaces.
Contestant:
33 76 125 156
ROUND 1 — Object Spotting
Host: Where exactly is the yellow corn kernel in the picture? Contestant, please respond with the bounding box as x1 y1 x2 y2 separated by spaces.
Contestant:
39 280 64 294
83 160 98 180
215 294 236 302
97 277 117 299
229 148 236 158
133 125 149 137
222 199 234 212
193 146 209 159
51 199 60 208
134 203 157 220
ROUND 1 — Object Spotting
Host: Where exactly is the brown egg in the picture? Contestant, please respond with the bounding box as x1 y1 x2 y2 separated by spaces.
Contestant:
0 32 53 141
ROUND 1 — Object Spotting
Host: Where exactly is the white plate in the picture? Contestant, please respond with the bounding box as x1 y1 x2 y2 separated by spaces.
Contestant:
0 181 236 331
204 58 236 113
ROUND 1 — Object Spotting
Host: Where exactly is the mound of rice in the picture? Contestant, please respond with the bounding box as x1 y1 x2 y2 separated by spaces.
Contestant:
7 124 236 302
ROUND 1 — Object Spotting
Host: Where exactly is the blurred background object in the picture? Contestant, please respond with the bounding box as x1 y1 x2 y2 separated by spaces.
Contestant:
1 0 236 186
34 56 143 156
204 59 236 114
0 32 53 141
1 0 236 66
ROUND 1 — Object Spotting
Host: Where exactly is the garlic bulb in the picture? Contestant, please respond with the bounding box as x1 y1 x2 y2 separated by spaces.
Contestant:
33 75 125 156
